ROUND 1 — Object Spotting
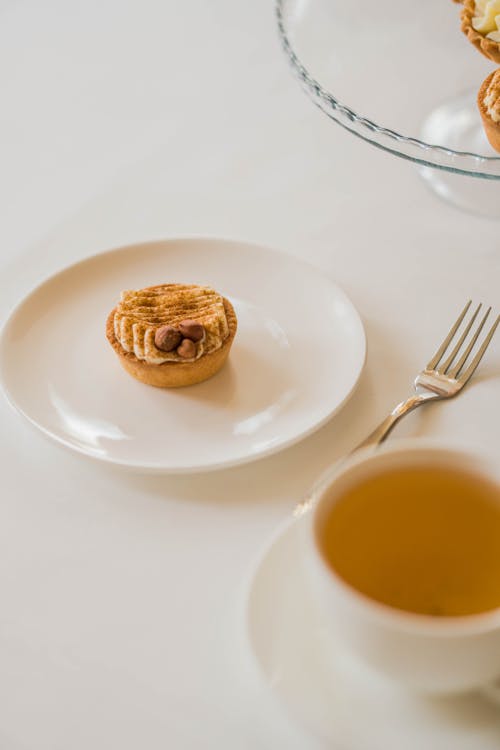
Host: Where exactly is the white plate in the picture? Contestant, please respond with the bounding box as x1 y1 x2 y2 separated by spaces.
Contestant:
246 516 500 748
0 238 365 473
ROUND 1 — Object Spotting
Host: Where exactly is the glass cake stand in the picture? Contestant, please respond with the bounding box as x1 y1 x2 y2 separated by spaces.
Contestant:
277 0 500 217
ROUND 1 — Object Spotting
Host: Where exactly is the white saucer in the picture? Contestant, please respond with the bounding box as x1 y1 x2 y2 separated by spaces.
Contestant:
0 238 365 472
246 516 500 748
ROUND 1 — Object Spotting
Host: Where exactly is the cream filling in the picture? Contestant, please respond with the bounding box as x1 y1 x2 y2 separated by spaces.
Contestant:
485 96 500 122
472 0 500 41
113 285 229 364
485 75 500 123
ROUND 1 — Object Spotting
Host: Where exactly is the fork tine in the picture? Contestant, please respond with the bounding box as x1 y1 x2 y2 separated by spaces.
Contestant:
438 303 482 374
426 300 472 371
448 306 490 378
458 314 500 384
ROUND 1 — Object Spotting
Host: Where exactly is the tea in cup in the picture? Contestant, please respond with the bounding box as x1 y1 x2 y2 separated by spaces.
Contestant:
303 442 500 693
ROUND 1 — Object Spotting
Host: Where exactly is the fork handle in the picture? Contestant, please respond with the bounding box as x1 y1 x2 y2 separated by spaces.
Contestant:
354 393 435 452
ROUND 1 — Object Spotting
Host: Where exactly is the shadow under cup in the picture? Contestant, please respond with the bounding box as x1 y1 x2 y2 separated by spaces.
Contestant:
304 444 500 694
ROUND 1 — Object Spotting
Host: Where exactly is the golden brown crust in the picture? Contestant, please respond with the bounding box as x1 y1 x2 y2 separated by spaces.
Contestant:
106 295 237 387
478 70 500 152
461 0 500 63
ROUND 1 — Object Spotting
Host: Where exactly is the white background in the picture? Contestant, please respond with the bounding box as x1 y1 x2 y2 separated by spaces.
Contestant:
1 1 500 747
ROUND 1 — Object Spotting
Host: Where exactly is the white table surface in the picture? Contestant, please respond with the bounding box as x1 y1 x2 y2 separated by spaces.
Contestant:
1 1 500 748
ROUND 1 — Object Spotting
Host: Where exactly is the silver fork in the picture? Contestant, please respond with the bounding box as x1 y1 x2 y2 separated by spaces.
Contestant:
295 301 499 517
356 300 500 451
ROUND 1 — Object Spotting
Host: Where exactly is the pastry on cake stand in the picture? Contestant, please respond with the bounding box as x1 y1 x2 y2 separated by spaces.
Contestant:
461 0 500 64
478 69 500 151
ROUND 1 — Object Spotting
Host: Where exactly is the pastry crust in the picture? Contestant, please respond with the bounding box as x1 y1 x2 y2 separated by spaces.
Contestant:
461 0 500 63
107 292 237 387
478 70 500 152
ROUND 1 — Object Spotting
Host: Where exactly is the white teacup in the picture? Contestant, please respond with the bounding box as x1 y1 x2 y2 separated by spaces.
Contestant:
303 442 500 694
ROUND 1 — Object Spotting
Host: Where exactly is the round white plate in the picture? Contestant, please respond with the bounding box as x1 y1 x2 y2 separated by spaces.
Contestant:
246 517 500 748
0 238 365 473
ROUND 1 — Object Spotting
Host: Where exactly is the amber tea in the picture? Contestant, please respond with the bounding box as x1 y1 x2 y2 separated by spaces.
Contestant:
316 464 500 617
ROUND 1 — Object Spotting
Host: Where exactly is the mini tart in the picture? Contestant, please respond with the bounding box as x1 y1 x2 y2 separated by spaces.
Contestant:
106 284 237 387
478 69 500 151
461 0 500 63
